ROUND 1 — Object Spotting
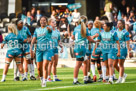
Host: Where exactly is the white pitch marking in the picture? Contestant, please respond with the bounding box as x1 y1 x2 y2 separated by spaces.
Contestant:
35 81 136 91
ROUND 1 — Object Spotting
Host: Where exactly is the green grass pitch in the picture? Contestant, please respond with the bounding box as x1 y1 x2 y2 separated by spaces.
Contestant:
0 67 136 91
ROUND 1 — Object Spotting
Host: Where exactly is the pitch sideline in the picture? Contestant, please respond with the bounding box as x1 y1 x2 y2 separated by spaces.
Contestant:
25 81 136 91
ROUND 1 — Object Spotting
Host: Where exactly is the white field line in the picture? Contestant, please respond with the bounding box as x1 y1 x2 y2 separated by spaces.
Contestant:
34 81 136 91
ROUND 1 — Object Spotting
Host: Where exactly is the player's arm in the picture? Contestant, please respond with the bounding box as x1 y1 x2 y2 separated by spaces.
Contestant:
125 32 131 57
30 29 37 53
91 33 99 39
1 43 5 49
92 40 100 56
46 26 52 33
1 36 8 49
114 32 120 57
30 37 36 51
87 36 96 43
116 40 120 57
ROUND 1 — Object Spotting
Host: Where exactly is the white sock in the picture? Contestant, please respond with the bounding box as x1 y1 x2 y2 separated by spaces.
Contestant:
106 76 109 80
91 64 95 76
99 74 103 78
84 76 88 81
109 76 113 81
20 73 24 78
2 74 6 80
53 75 57 80
102 66 106 80
31 64 35 76
74 78 78 82
119 76 122 80
17 69 20 77
40 77 43 82
28 64 32 76
43 78 47 83
25 72 28 78
88 72 90 76
48 75 51 79
14 61 17 78
113 74 116 78
123 73 126 76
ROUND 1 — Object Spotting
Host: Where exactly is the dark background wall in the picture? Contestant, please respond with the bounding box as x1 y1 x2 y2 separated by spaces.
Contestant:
86 0 100 20
0 0 8 14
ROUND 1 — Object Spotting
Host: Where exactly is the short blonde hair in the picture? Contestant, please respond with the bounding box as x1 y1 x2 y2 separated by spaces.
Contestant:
8 24 18 35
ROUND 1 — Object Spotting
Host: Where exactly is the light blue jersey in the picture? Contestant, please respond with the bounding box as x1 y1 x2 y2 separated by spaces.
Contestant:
91 28 103 59
98 30 119 61
98 30 119 53
86 28 92 56
91 28 100 49
17 26 31 39
115 29 130 59
17 26 31 54
3 33 24 50
51 28 61 56
73 25 89 58
33 26 52 62
3 33 24 58
52 29 60 47
33 27 52 51
116 29 130 50
73 25 89 46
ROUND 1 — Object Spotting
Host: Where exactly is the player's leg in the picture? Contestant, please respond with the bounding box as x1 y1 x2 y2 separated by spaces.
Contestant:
83 57 93 84
73 58 83 84
108 53 115 84
42 60 49 87
97 58 103 82
47 56 54 82
14 56 23 81
42 50 52 87
87 55 91 79
52 54 61 81
1 56 13 82
36 51 43 83
14 55 27 81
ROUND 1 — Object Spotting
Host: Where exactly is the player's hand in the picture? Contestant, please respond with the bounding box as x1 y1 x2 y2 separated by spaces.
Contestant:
95 33 99 37
27 38 31 43
117 52 120 57
46 27 52 33
92 51 95 56
60 47 63 53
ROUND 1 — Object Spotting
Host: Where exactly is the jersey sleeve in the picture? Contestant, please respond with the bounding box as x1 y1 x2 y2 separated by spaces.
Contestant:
26 27 31 36
124 32 130 41
86 29 90 37
58 32 61 41
98 33 101 41
2 36 8 44
73 30 75 36
33 29 37 38
113 32 119 41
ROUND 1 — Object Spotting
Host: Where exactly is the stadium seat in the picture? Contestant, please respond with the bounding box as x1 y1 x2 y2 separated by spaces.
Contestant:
0 13 8 20
2 18 10 27
2 18 10 23
11 18 18 24
0 22 4 28
9 13 16 20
